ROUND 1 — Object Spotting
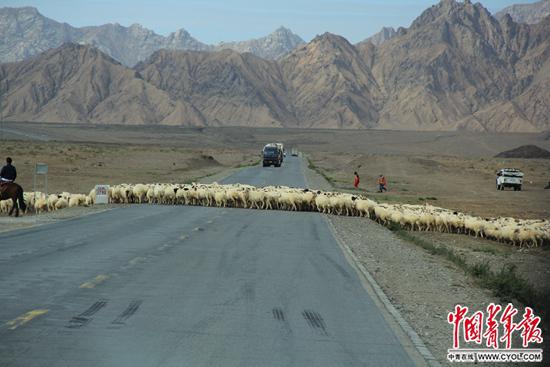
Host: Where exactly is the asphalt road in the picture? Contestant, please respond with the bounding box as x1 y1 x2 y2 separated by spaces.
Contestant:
0 127 51 141
0 156 417 366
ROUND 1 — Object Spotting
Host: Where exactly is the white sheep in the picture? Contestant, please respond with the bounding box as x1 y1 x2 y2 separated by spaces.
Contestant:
47 194 59 211
133 184 149 204
55 198 68 210
34 197 48 214
24 182 545 248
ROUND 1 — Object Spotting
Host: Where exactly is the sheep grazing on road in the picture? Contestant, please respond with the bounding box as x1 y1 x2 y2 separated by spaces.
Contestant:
68 194 87 208
3 182 547 248
86 188 96 206
0 199 12 215
132 184 149 204
315 192 331 214
34 197 48 214
47 194 59 211
54 198 69 210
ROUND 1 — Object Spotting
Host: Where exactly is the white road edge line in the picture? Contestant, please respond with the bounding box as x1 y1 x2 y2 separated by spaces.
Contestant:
324 216 441 367
0 207 117 235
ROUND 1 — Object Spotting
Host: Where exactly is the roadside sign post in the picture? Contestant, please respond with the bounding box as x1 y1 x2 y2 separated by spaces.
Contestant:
33 163 48 199
95 185 109 204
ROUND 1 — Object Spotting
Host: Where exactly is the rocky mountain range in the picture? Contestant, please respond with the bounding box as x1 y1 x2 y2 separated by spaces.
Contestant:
494 0 550 24
0 44 205 125
362 0 549 132
0 7 304 66
0 0 548 132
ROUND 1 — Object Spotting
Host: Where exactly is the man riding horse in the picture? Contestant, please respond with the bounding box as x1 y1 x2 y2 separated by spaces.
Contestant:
0 157 26 217
1 157 17 185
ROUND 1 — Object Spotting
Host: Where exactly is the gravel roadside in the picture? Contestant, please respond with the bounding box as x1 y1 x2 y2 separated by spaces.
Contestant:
300 155 534 366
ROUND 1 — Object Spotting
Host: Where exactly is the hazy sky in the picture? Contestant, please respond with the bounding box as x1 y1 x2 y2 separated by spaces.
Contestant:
0 0 539 43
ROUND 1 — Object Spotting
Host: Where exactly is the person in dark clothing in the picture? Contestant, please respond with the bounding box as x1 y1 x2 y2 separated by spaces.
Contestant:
378 174 387 192
0 157 17 184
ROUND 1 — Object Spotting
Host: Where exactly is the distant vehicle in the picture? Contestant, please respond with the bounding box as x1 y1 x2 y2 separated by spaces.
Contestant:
291 148 298 157
263 144 282 167
496 168 523 191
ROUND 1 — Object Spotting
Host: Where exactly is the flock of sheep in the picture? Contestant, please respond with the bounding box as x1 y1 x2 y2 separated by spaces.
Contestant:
0 190 95 214
3 182 547 248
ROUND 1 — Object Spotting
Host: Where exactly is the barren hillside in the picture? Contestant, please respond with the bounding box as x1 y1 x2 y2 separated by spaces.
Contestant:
1 1 548 132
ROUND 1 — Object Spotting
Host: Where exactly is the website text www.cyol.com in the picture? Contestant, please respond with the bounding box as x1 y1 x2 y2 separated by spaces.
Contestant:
447 349 543 363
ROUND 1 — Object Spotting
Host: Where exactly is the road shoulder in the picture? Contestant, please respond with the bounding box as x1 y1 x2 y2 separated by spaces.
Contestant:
301 155 506 366
0 206 117 234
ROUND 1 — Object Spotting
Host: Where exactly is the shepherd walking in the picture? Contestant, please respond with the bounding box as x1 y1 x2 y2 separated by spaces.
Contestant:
378 174 387 192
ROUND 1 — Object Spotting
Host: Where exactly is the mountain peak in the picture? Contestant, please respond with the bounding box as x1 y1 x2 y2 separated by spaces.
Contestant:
311 32 351 48
275 26 291 32
272 26 296 36
128 23 156 36
290 32 360 62
52 42 119 63
314 32 343 41
495 0 550 24
362 26 397 46
172 28 191 37
215 26 304 59
410 0 494 31
271 27 304 41
129 23 146 30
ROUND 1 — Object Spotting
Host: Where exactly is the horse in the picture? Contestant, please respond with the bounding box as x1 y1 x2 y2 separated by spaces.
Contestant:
0 182 27 217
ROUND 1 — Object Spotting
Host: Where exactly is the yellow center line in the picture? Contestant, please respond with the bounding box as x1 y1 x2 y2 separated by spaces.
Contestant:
5 309 49 330
79 274 110 289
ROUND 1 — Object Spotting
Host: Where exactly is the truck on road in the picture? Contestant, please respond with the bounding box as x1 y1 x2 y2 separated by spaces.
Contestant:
496 168 523 191
263 144 282 167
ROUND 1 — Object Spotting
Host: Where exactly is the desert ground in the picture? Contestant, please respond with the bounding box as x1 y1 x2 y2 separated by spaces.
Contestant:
0 133 257 195
2 122 548 219
307 152 550 219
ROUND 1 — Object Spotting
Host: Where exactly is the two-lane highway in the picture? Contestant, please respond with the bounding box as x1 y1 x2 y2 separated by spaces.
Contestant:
0 156 418 366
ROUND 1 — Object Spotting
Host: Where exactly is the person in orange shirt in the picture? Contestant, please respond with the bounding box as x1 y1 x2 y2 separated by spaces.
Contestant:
378 174 387 192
